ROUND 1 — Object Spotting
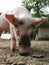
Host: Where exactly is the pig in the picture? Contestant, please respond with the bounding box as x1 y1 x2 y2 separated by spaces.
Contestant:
0 13 9 36
0 6 48 55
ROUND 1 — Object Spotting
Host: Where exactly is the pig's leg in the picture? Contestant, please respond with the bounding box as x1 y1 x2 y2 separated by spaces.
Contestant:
0 30 2 36
0 26 7 37
10 24 16 52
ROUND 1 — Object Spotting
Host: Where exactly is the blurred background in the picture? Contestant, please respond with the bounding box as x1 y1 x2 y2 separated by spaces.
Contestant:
0 0 49 40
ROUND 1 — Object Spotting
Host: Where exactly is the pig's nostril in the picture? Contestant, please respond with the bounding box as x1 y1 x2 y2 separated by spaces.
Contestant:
20 52 30 56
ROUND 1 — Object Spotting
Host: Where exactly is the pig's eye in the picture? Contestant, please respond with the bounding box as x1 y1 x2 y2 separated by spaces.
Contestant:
19 21 24 25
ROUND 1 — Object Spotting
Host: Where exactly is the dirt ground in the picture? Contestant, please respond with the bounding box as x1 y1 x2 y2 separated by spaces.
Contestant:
0 38 49 65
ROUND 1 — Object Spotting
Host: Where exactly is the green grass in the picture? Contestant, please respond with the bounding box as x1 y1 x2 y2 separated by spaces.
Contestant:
40 22 49 28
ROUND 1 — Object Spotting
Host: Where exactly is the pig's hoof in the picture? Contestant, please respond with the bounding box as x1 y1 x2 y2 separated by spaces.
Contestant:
11 48 15 52
19 52 30 56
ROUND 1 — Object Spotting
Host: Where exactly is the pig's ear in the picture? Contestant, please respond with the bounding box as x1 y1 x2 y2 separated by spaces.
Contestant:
5 14 19 24
32 18 43 27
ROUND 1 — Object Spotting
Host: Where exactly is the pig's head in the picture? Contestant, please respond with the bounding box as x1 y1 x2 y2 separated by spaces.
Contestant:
5 14 48 56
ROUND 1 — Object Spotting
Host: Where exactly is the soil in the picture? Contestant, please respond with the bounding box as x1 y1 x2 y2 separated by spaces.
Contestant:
0 38 49 65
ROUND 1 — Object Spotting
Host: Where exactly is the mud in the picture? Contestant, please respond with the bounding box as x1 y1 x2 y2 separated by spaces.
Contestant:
0 38 49 65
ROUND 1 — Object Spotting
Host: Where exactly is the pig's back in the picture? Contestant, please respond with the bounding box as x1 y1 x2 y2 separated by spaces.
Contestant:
0 12 9 31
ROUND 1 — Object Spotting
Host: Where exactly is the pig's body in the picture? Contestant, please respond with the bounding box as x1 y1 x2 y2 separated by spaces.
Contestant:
0 10 13 34
0 6 47 55
0 13 9 35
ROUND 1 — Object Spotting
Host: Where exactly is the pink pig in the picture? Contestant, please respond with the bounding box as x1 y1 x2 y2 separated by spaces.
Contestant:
0 6 48 55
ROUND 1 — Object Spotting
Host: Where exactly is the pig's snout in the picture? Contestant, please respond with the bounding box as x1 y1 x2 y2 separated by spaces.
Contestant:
19 34 31 56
